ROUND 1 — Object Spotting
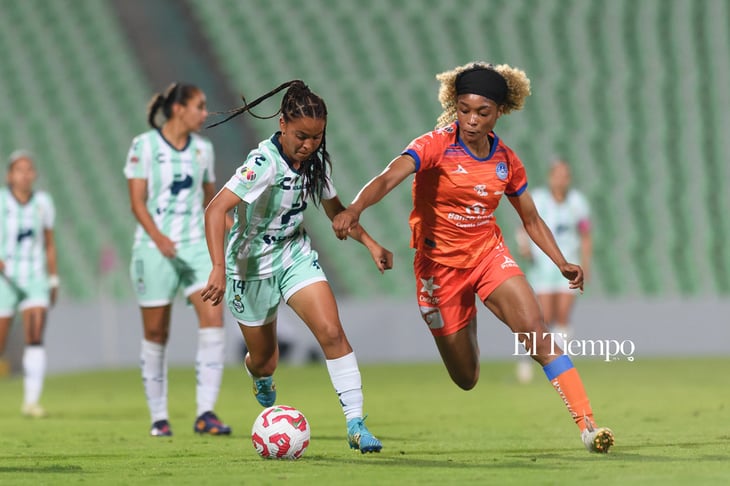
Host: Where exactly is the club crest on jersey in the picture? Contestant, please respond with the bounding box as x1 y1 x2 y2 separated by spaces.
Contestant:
495 161 508 180
231 294 244 313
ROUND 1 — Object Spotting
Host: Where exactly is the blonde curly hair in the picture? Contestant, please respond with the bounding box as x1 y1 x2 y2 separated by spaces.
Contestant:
435 61 531 128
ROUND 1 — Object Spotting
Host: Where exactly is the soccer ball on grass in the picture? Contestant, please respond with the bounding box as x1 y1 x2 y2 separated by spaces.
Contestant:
251 405 310 459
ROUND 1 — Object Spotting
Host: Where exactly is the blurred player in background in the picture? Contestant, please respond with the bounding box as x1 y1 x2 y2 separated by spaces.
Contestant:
201 80 391 453
0 150 58 418
515 158 592 383
124 83 231 437
333 62 613 453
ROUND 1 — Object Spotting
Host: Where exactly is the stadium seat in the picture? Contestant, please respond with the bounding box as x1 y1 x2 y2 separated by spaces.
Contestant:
3 0 729 299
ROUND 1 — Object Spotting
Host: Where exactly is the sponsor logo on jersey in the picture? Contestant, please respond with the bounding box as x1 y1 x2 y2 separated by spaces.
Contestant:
16 228 34 243
465 203 487 215
474 184 488 196
419 306 443 329
500 255 518 269
170 174 193 195
420 276 441 297
452 164 468 174
495 161 508 180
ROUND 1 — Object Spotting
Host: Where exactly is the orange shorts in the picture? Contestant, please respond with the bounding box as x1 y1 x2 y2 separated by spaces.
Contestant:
414 242 524 337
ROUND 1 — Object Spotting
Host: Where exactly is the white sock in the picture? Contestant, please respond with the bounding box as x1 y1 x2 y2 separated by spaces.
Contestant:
326 352 363 421
141 339 167 423
22 345 46 405
196 327 225 417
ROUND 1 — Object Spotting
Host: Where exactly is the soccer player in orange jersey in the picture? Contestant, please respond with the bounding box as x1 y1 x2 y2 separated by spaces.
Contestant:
333 61 614 453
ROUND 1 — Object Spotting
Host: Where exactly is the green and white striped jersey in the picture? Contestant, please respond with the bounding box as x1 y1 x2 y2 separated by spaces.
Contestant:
0 187 55 283
124 129 215 247
224 134 337 280
529 187 590 266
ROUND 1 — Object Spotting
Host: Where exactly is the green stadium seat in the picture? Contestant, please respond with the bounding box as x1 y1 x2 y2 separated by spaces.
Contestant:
0 0 150 300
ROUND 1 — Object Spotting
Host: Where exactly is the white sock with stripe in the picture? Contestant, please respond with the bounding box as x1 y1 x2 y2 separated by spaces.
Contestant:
326 352 363 421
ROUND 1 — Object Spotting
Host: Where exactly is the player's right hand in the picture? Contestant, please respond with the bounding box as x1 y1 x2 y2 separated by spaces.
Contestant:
154 235 177 258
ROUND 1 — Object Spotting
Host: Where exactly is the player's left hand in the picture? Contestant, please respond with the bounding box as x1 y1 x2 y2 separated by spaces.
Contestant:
201 265 226 305
370 246 394 274
560 262 584 293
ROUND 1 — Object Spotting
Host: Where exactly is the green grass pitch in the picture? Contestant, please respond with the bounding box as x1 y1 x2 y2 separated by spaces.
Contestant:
1 358 729 485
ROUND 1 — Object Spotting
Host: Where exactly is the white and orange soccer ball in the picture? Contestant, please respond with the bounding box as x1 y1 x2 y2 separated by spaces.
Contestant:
251 405 310 459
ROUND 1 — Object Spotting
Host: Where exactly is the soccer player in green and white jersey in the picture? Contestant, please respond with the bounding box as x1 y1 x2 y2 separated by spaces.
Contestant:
201 81 392 453
515 159 592 383
125 83 231 437
0 150 59 418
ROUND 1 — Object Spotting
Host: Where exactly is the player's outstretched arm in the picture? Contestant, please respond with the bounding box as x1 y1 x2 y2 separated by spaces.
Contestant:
323 196 393 274
332 155 415 240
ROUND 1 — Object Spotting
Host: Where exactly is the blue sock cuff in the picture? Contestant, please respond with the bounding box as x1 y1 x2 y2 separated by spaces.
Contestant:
543 354 574 381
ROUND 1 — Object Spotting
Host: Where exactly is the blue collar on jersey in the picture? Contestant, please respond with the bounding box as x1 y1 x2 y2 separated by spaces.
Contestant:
270 132 301 174
454 122 499 161
157 128 192 152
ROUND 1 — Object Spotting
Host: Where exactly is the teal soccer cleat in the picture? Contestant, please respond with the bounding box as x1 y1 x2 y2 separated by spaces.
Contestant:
347 416 382 453
252 376 276 407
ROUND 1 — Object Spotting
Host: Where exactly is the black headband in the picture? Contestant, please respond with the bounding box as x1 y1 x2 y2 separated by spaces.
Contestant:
455 67 508 104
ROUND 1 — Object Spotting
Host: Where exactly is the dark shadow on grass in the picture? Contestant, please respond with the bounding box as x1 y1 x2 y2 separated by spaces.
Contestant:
303 453 572 470
0 464 83 473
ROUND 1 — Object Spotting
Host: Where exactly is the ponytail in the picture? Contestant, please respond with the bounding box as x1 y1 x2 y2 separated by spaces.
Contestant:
145 82 201 129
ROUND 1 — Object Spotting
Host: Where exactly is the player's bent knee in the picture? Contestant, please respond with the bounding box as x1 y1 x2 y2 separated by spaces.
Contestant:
449 367 479 390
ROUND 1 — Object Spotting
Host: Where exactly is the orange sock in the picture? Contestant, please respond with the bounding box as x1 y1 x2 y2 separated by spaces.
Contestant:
543 355 594 432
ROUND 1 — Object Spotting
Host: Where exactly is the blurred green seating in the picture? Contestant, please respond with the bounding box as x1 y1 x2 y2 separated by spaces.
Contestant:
0 0 150 300
2 0 728 300
188 0 730 297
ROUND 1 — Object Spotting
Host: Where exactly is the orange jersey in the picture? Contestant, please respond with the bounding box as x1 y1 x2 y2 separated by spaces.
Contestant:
404 122 528 268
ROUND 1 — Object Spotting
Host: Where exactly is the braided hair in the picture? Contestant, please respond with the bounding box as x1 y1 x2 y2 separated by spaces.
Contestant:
208 80 331 205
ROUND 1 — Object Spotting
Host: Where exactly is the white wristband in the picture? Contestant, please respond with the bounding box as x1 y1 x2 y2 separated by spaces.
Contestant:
48 274 60 288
